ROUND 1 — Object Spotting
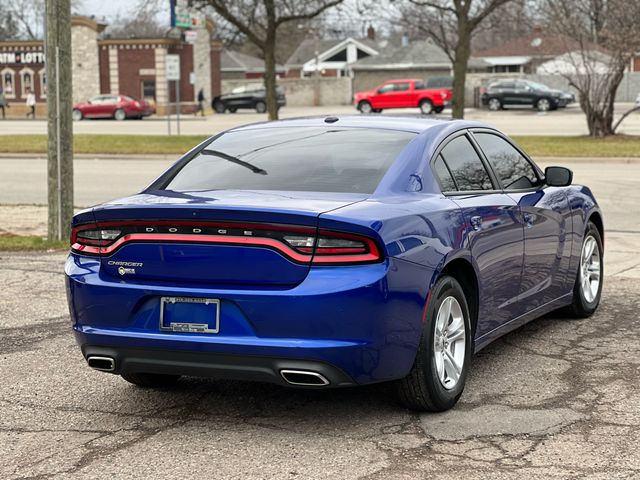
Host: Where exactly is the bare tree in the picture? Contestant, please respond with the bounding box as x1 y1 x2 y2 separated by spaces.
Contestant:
194 0 344 120
4 0 46 40
3 0 82 40
0 10 20 41
397 0 515 119
107 0 168 38
543 0 640 137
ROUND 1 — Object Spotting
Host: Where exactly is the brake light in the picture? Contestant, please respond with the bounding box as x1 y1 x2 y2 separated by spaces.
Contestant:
71 221 382 265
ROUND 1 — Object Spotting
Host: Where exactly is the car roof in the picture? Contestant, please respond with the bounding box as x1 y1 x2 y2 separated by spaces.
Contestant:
228 115 489 135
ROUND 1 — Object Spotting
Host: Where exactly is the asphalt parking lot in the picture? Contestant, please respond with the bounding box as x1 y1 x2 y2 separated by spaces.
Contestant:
0 158 639 479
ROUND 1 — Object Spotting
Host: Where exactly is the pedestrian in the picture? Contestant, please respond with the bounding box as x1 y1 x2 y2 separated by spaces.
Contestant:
0 86 8 119
25 88 36 119
195 88 205 116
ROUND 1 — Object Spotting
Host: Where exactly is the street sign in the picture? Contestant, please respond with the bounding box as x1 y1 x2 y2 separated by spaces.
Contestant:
184 30 197 44
166 54 180 81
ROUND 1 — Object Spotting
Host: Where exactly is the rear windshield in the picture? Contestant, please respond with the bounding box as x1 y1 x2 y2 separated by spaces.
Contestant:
163 127 416 194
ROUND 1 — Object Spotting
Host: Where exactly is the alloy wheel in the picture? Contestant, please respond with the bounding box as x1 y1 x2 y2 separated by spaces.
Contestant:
537 98 551 112
580 235 601 303
358 101 372 114
433 296 466 390
488 98 501 111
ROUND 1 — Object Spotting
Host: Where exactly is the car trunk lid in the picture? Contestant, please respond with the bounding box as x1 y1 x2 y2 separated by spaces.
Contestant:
85 190 367 287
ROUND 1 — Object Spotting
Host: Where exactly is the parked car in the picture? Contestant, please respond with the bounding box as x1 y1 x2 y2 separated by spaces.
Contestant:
354 79 451 115
481 79 574 112
72 94 154 121
66 115 604 412
212 85 286 113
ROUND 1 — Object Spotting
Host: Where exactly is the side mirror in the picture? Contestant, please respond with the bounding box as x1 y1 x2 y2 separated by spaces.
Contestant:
545 166 573 186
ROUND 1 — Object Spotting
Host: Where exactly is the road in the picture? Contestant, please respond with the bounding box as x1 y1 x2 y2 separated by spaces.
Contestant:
0 157 639 478
1 104 639 136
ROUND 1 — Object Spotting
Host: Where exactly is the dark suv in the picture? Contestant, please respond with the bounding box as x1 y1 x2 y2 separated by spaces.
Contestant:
212 85 286 114
481 79 574 112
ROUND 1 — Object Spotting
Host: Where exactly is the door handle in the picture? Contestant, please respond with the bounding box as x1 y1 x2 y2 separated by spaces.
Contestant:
523 213 534 228
470 216 482 231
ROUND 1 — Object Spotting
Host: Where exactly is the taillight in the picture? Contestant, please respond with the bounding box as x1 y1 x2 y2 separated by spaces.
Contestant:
71 225 123 251
71 221 382 265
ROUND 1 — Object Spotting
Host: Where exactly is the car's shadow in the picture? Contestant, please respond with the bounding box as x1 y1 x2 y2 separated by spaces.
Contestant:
110 312 574 421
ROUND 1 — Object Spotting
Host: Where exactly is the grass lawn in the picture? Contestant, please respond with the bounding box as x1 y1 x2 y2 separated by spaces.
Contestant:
511 135 640 158
0 234 68 252
0 133 639 157
0 134 208 155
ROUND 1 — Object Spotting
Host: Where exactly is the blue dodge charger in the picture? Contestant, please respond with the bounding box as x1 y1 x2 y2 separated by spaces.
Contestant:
65 115 604 411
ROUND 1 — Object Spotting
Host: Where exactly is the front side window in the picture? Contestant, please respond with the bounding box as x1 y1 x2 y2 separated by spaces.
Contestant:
439 135 494 191
378 83 396 94
164 127 416 194
474 133 541 190
395 83 410 91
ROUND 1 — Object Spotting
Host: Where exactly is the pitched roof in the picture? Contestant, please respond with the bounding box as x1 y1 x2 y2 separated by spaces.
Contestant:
285 37 379 66
351 39 451 70
474 33 597 58
221 50 285 73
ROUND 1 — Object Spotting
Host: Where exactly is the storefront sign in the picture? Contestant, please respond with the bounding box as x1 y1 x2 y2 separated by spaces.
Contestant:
0 51 46 65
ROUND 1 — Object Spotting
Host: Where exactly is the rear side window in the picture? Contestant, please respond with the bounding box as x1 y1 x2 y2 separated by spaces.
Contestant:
432 155 457 192
439 135 494 191
163 127 416 194
474 133 541 190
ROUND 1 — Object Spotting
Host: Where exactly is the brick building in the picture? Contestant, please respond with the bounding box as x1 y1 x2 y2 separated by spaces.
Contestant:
0 15 222 116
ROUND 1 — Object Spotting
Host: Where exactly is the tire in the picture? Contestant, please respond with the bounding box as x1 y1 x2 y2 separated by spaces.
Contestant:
487 98 502 111
72 109 83 121
536 98 551 112
255 101 266 113
434 106 445 114
229 107 237 113
566 221 603 318
373 109 383 113
419 99 434 115
114 108 126 121
213 100 225 114
396 275 472 412
121 372 181 388
357 101 373 114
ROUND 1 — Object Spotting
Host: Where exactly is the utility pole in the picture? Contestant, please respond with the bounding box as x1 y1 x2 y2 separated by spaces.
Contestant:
46 0 73 241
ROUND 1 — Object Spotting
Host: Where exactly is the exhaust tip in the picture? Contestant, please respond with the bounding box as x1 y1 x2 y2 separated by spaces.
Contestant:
87 356 115 372
280 369 330 386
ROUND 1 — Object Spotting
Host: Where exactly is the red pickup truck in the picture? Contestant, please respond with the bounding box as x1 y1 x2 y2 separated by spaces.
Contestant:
354 79 451 115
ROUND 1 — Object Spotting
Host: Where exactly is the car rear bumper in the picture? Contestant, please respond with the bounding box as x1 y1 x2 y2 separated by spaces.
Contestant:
66 253 428 386
80 345 356 387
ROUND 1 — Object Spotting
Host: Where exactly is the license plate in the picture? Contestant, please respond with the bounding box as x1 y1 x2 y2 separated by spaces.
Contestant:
160 297 220 334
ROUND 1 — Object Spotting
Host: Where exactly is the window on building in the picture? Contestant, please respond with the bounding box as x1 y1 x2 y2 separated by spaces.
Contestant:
1 69 15 98
21 69 34 98
326 49 347 62
141 80 156 102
